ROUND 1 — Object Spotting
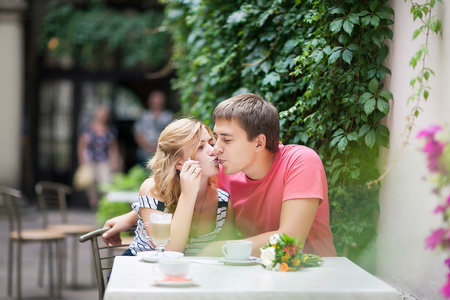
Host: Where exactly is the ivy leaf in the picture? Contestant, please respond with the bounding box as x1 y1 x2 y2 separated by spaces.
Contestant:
369 1 378 11
331 170 340 184
375 11 390 20
337 137 348 152
369 78 378 93
361 15 371 26
332 128 345 138
342 49 353 64
376 125 390 147
365 129 377 148
262 72 281 86
379 90 393 100
348 13 359 24
283 39 298 54
347 43 359 51
314 50 324 63
260 61 270 74
343 19 354 35
330 135 341 147
330 19 343 34
330 7 345 15
358 10 370 17
359 92 372 104
377 98 390 114
359 124 371 137
227 10 247 25
370 15 380 28
329 49 341 64
349 167 360 180
332 159 343 168
347 131 358 141
364 98 376 115
371 31 384 46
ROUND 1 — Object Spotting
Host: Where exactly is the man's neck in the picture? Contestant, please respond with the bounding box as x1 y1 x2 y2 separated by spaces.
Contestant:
245 150 277 181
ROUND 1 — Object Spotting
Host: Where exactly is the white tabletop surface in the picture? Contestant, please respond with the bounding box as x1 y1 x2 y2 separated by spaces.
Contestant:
104 256 399 300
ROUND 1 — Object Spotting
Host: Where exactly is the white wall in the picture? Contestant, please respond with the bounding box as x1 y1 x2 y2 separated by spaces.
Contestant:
377 1 450 299
0 10 23 188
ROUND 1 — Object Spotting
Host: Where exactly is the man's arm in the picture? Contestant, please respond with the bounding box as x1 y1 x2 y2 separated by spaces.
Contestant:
198 198 319 257
245 198 319 256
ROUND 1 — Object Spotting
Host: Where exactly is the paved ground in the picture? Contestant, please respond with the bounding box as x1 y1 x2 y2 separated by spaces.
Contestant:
0 206 100 299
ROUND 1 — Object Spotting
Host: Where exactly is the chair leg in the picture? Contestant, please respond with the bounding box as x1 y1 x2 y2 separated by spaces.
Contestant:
92 250 97 287
7 239 13 297
56 239 63 298
48 242 54 298
17 242 22 300
62 238 67 287
38 242 45 287
72 234 78 288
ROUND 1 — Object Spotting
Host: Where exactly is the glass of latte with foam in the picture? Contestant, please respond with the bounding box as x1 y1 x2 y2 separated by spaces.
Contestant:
142 212 172 254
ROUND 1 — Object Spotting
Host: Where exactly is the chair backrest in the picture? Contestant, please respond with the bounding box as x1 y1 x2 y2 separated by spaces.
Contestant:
79 228 133 300
0 186 24 237
35 181 72 227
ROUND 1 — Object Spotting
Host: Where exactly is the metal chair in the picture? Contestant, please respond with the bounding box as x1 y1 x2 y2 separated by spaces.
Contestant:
0 186 65 299
35 181 97 288
79 227 134 300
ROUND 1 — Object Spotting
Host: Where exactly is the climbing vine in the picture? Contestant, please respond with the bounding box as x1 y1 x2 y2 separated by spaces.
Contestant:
162 0 394 261
370 0 443 185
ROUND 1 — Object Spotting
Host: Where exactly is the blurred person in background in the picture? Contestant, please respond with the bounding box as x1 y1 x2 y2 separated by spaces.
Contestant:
133 90 173 166
77 104 121 209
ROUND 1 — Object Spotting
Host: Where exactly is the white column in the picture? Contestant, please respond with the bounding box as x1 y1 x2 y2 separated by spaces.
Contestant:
0 1 27 188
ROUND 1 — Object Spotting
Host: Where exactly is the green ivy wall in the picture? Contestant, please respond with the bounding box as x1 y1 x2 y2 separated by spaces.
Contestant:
162 0 393 265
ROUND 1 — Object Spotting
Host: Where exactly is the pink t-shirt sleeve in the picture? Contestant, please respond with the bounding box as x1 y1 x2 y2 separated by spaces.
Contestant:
283 146 327 205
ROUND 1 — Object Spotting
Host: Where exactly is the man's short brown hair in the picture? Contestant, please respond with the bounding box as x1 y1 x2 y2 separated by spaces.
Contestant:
213 93 280 153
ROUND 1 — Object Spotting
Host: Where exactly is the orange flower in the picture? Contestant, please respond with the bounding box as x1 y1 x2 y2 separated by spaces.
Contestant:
283 244 299 255
281 262 289 272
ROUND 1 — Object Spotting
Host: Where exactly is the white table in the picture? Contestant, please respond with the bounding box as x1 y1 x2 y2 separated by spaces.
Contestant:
104 256 399 300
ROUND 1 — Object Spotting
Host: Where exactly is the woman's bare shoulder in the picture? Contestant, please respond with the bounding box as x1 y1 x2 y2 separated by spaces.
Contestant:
139 178 155 195
139 178 163 201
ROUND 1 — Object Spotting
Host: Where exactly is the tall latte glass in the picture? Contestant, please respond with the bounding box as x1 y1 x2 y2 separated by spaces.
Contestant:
142 212 172 254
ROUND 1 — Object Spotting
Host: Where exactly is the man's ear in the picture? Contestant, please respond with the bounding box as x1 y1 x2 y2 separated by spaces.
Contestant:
255 134 266 152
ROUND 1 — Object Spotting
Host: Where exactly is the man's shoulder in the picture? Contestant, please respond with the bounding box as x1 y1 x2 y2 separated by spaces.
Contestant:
279 144 320 160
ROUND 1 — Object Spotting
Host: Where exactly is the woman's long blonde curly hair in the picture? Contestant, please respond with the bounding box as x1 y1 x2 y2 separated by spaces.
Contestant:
147 118 216 213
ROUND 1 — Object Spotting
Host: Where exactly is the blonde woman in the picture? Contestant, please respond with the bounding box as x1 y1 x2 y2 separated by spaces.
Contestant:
126 118 236 256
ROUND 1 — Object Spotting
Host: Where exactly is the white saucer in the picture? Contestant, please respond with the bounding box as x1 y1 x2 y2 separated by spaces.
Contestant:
218 256 261 266
154 278 197 287
137 251 184 263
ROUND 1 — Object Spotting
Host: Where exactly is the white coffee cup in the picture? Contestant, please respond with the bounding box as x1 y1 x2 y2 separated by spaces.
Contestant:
157 259 190 279
221 240 253 261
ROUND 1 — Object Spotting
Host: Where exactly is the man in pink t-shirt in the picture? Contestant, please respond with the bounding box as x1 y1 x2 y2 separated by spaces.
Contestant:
209 93 336 257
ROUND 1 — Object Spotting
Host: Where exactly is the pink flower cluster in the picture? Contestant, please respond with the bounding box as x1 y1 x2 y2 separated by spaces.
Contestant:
418 125 450 298
417 125 444 172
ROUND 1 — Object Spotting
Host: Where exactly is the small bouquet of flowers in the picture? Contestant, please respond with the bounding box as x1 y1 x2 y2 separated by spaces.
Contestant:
260 233 322 272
